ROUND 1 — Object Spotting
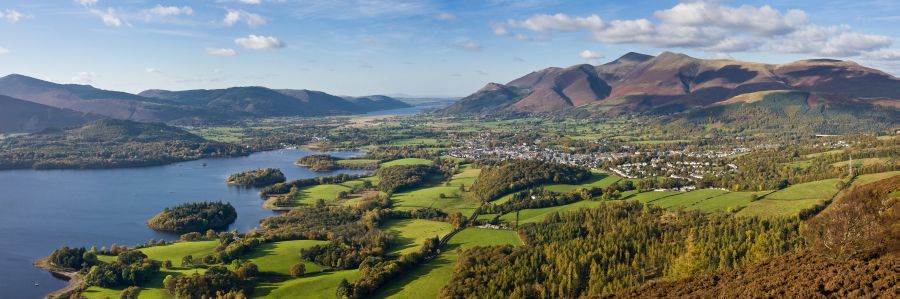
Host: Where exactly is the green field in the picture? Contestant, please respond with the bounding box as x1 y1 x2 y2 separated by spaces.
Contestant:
380 158 433 168
242 240 328 275
852 171 900 186
84 241 221 299
256 269 359 299
688 191 769 212
383 219 454 255
389 138 441 146
542 171 622 193
736 198 825 218
646 189 730 209
498 200 607 224
766 179 842 200
337 159 380 166
625 191 682 203
374 228 521 299
446 165 479 187
289 184 353 206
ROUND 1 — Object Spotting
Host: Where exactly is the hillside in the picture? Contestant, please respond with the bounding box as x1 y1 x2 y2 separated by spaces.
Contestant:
0 95 101 133
0 74 410 123
0 74 193 122
439 52 900 120
0 119 248 169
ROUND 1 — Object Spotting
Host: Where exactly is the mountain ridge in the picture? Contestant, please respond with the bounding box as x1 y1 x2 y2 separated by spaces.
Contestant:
0 74 411 130
439 52 900 116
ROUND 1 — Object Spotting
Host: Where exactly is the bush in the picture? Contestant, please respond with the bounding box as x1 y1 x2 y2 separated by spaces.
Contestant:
290 263 306 277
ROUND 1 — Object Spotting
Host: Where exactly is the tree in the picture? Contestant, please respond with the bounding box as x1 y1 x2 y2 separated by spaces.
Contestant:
181 255 193 267
235 262 259 280
336 278 352 299
120 286 141 299
290 263 306 277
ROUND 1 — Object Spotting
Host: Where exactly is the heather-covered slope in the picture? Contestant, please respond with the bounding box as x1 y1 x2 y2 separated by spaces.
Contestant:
0 95 101 133
440 52 900 116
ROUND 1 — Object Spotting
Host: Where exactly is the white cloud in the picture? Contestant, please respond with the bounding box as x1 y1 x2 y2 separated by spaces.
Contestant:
147 5 193 17
497 2 893 59
490 23 509 36
0 9 25 23
456 41 482 51
0 47 8 55
71 72 98 84
145 67 161 73
89 8 126 27
861 49 900 61
579 50 602 60
206 47 237 56
223 9 266 27
437 12 456 21
290 0 431 19
240 0 262 4
234 35 284 49
75 0 98 7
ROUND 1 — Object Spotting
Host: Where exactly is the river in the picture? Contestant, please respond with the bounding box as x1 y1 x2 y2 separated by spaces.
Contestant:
0 149 367 299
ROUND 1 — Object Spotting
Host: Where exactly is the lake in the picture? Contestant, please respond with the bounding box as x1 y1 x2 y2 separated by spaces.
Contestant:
0 149 367 299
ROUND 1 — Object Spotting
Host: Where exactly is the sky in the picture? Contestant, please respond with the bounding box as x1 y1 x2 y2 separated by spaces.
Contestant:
0 0 898 97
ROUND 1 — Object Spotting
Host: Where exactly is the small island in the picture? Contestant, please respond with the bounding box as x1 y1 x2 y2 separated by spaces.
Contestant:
296 154 339 171
147 202 237 233
226 168 286 187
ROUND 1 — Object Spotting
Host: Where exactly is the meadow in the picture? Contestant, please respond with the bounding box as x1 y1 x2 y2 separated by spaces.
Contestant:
373 228 522 299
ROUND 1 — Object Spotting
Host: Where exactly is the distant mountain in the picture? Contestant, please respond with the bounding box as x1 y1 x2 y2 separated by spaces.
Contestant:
439 52 900 117
0 95 102 133
341 95 414 112
0 74 411 123
0 74 192 122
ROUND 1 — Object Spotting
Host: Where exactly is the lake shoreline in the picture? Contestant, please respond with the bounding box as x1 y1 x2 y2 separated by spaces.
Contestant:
33 259 81 299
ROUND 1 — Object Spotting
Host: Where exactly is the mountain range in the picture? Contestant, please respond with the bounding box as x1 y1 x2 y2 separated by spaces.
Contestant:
440 52 900 116
0 74 410 132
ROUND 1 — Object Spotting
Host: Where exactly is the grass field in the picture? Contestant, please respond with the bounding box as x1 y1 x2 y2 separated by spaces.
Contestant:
542 171 622 193
337 159 380 166
498 200 607 224
626 191 682 203
765 179 841 200
852 171 900 186
243 240 328 275
383 219 454 255
389 138 441 146
290 184 353 205
374 228 521 299
804 149 845 158
85 241 221 299
646 189 730 209
830 157 891 168
445 165 479 187
736 198 825 218
380 158 433 168
256 269 359 299
688 191 769 212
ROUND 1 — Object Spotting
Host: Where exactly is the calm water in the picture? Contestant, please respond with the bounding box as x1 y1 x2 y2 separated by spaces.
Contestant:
0 149 367 298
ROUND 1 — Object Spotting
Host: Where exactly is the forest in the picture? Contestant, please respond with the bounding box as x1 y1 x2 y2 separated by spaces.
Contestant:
226 168 286 187
471 160 592 201
296 154 340 171
439 201 803 298
147 202 237 234
0 119 248 170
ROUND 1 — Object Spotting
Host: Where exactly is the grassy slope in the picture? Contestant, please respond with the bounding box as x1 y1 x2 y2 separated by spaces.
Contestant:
380 158 433 168
765 179 841 200
243 240 328 275
374 228 522 299
383 219 454 255
84 241 221 299
256 270 359 299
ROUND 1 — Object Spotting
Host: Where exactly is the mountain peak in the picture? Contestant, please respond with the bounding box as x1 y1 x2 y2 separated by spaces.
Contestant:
611 52 654 64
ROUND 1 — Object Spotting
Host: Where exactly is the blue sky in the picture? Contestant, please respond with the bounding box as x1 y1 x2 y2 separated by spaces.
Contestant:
0 0 898 97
